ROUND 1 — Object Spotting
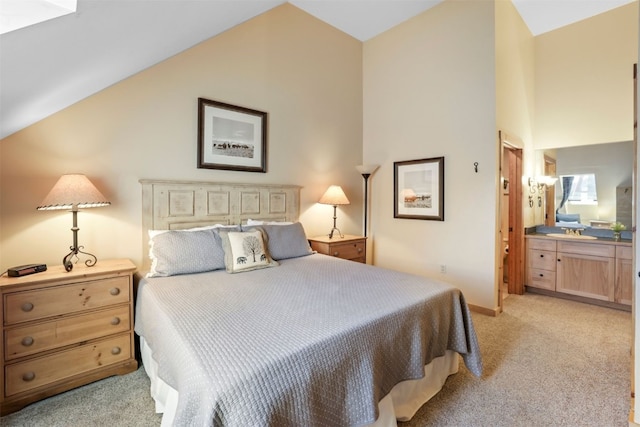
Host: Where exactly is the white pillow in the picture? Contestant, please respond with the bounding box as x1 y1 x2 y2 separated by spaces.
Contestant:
219 228 278 273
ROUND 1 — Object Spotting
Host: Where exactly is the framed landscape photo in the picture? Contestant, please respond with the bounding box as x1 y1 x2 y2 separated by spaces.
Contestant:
197 98 267 173
394 157 444 221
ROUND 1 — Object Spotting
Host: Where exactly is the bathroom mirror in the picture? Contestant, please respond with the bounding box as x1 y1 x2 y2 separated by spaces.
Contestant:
539 140 633 229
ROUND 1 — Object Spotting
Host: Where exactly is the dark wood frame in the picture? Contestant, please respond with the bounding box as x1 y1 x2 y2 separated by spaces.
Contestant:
394 157 444 221
197 98 267 173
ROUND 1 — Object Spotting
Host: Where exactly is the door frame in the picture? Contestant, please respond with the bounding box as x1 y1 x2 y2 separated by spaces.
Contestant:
498 131 525 307
544 155 557 226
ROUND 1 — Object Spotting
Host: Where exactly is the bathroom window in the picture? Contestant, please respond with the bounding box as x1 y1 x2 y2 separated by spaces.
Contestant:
563 173 598 205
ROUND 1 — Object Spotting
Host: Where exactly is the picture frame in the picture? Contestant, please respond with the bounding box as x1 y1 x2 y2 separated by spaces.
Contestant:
394 157 444 221
197 98 267 173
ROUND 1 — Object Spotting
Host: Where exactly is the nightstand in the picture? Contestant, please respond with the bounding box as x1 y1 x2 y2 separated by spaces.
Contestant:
0 259 138 415
308 235 367 263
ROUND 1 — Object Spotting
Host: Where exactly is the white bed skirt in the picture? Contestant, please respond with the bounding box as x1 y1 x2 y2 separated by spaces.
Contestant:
140 337 458 426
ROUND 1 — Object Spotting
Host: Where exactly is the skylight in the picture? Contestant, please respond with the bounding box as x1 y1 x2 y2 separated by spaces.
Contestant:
0 0 76 35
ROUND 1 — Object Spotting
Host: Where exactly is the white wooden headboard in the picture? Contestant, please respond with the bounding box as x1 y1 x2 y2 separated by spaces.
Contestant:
140 179 301 270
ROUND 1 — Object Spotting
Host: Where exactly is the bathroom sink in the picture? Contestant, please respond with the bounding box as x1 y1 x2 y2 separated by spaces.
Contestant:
545 233 598 240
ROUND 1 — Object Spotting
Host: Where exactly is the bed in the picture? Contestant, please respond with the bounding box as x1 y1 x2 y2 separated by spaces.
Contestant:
555 212 588 228
135 180 482 426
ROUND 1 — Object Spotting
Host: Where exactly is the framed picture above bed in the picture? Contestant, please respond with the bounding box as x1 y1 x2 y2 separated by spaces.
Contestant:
197 98 267 173
394 156 444 221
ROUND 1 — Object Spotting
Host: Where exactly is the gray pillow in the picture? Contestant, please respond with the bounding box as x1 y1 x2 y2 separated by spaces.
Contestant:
148 228 226 277
243 222 313 260
556 213 580 223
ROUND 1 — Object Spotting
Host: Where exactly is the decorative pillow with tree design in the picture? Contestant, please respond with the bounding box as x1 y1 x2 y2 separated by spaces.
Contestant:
219 228 278 273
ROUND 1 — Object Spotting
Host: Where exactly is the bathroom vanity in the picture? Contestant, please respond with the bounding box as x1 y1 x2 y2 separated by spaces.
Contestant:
525 234 632 310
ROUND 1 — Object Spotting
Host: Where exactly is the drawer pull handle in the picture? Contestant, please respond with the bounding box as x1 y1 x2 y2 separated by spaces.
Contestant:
111 347 122 355
357 248 362 253
109 288 121 296
111 317 121 326
22 372 36 382
333 252 339 257
21 336 34 347
539 274 544 277
21 302 34 312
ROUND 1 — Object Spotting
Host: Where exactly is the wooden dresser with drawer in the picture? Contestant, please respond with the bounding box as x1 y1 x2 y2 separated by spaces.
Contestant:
308 234 367 263
0 259 138 415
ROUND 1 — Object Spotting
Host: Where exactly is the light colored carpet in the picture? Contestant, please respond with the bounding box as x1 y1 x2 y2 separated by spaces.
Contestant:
402 293 631 426
1 293 631 426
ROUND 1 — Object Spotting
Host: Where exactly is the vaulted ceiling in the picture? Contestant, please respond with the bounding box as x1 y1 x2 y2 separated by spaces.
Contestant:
0 0 635 139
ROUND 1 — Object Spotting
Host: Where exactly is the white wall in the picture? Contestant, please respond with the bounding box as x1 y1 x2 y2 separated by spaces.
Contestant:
0 4 364 271
363 0 498 310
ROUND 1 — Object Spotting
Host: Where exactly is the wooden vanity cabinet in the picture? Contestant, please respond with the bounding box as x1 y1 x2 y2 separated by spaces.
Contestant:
527 238 557 291
615 246 633 305
556 241 615 302
525 236 632 309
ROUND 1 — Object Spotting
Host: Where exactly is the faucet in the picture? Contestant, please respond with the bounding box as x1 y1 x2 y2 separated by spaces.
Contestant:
562 228 584 236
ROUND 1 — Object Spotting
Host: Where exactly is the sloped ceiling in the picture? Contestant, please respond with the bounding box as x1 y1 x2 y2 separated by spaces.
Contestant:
0 0 635 139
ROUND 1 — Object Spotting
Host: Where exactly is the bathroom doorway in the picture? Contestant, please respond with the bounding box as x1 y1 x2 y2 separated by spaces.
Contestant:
499 131 524 311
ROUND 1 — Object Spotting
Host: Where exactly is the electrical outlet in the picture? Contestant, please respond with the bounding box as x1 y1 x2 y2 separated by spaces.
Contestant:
440 264 446 274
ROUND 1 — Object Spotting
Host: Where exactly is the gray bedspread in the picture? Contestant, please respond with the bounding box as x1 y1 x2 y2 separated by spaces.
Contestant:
135 253 482 427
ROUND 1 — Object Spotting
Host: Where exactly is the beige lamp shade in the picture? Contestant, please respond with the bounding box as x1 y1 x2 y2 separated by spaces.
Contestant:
37 174 110 210
318 185 350 206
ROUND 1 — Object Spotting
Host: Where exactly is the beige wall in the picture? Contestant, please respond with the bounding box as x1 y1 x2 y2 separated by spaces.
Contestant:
535 2 638 149
0 4 364 271
495 0 538 227
363 0 498 310
496 0 535 148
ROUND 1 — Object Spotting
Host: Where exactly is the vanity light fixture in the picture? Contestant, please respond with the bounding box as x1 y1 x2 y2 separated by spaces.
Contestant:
528 176 558 194
527 177 541 194
37 174 110 272
527 175 558 208
537 175 558 189
318 185 350 239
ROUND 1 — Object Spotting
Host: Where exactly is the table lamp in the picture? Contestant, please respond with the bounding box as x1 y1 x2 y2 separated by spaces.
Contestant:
37 174 110 272
318 185 350 239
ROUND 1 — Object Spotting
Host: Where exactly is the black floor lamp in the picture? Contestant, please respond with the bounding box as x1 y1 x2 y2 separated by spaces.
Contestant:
356 164 379 237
